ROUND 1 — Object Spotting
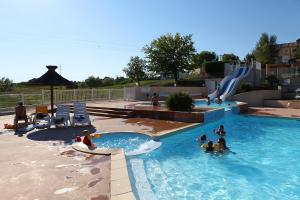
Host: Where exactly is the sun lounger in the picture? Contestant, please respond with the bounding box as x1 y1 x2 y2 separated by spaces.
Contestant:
33 105 51 128
71 102 91 127
54 104 70 128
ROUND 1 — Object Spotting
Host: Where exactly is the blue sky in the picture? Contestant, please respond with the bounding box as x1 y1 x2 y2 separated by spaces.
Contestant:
0 0 299 82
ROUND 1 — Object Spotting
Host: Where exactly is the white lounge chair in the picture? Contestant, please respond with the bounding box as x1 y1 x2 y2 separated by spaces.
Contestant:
295 88 300 100
54 104 70 128
72 102 91 127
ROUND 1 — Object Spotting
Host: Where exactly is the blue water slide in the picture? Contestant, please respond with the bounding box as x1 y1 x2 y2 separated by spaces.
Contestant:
208 67 246 100
220 67 252 100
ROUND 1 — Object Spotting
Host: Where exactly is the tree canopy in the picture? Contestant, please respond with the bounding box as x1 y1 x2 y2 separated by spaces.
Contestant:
222 53 239 63
296 45 300 59
245 53 255 63
84 76 103 88
123 56 147 86
0 77 14 92
143 33 196 83
193 51 217 69
253 32 279 64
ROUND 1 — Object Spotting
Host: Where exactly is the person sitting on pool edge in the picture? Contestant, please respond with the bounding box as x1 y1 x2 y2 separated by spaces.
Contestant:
82 130 96 149
151 93 159 106
215 125 226 137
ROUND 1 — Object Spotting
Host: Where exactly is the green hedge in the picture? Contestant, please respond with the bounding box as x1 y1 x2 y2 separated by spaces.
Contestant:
203 61 224 78
177 79 205 87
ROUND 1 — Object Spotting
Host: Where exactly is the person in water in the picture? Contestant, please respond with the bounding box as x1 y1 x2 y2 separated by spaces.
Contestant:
197 134 207 144
214 138 228 152
82 130 96 149
215 125 226 137
205 140 214 152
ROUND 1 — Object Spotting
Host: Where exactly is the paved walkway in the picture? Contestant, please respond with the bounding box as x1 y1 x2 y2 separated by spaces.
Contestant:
246 107 300 118
0 113 192 200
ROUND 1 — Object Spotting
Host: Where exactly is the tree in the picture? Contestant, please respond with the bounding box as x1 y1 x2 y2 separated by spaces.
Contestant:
123 56 147 86
102 77 115 86
0 77 14 92
296 45 300 59
84 76 102 88
143 33 196 83
245 53 255 63
253 32 279 64
222 53 239 63
193 51 217 69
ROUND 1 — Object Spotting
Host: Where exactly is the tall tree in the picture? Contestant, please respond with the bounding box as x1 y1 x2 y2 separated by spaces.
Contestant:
296 45 300 59
84 76 102 88
143 33 196 83
0 77 14 92
245 53 255 63
222 53 239 63
123 56 146 86
253 32 279 64
193 51 217 69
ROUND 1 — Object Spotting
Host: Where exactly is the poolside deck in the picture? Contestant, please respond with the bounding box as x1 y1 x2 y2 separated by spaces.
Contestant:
0 111 193 200
246 107 300 119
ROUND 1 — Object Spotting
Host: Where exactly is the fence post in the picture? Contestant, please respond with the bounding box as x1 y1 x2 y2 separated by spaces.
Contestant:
54 91 57 104
73 89 76 102
91 88 94 100
108 89 111 100
21 94 25 105
42 89 45 104
123 87 126 100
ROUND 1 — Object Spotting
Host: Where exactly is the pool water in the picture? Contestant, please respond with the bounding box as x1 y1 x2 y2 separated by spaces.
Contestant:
194 100 237 111
127 115 300 200
93 132 152 153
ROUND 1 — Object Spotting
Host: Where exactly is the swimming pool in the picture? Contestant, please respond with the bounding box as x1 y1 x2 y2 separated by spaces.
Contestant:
127 115 300 200
194 100 237 111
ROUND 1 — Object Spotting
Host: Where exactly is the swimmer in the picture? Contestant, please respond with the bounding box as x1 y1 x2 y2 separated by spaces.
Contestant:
214 138 228 152
215 125 226 137
196 134 207 144
205 140 214 152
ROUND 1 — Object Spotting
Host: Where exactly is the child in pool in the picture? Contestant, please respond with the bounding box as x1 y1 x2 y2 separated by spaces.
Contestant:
214 138 228 152
214 125 226 137
197 134 207 144
205 140 214 152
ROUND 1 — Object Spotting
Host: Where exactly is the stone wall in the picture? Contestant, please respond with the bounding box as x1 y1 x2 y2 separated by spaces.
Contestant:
263 100 300 109
126 87 208 101
231 90 281 107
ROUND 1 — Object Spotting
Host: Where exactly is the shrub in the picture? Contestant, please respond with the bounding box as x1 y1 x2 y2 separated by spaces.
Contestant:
237 82 253 93
203 61 224 78
177 79 205 87
265 75 280 87
166 92 194 111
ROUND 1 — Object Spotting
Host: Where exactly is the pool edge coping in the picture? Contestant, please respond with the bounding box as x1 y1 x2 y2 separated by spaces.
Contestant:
71 144 136 200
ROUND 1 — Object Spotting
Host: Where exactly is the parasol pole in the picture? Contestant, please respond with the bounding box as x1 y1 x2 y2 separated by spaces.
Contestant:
50 85 54 117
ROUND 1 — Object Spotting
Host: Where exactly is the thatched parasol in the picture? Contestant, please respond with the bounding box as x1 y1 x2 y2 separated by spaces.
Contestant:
29 65 74 116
